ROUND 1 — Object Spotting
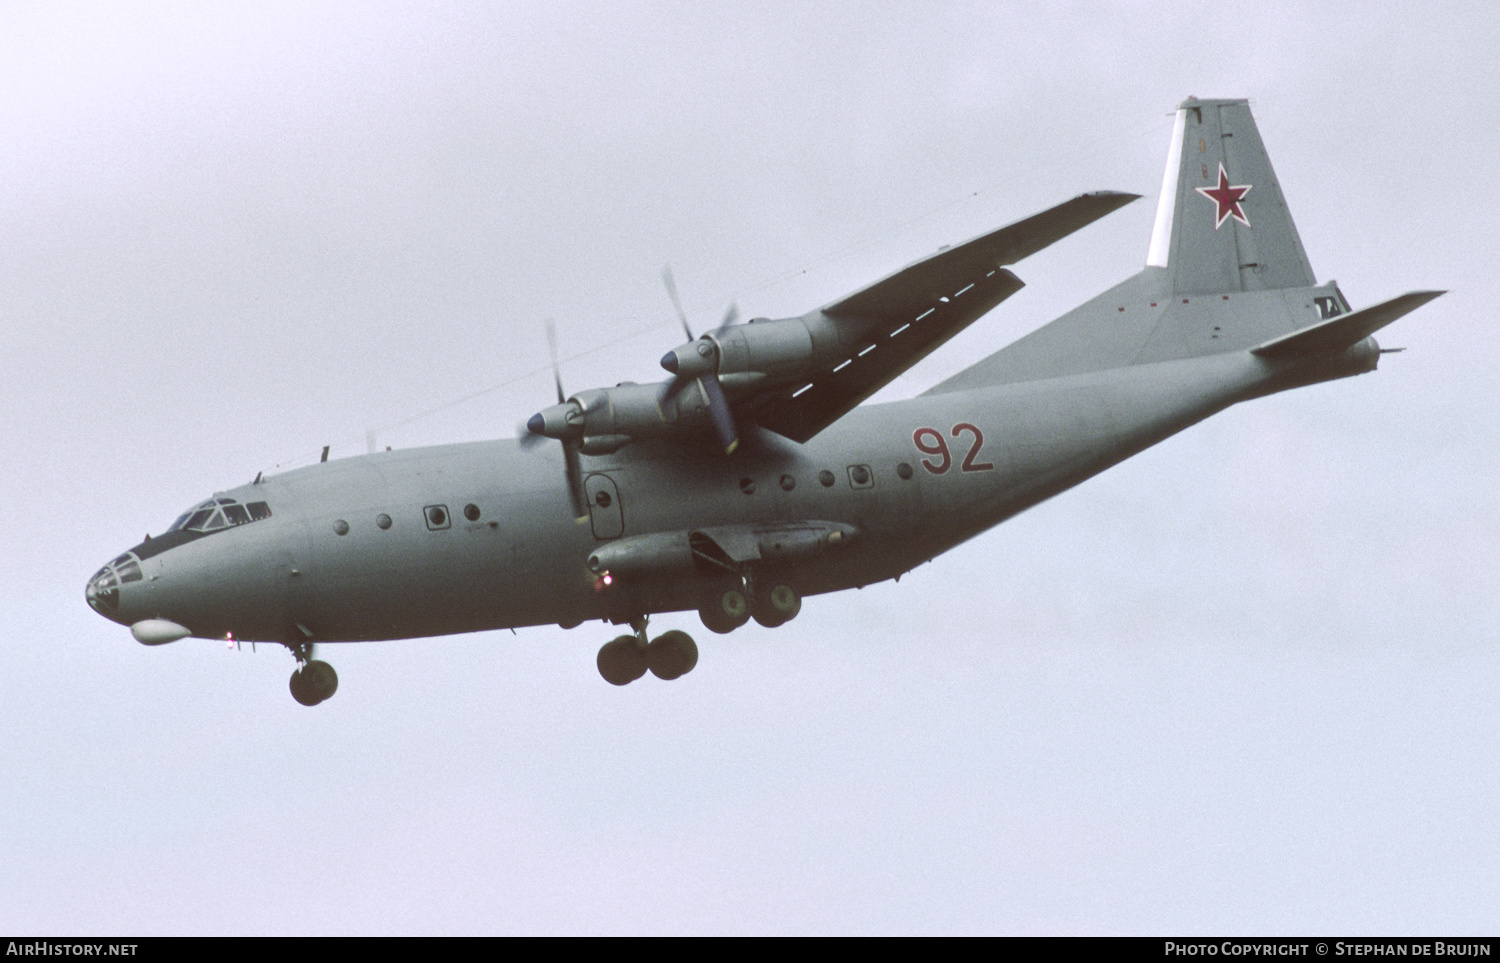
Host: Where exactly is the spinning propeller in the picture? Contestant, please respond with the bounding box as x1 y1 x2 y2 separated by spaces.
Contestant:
520 320 589 521
523 271 745 518
658 266 741 455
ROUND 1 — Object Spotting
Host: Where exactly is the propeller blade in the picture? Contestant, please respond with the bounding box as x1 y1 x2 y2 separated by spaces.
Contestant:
545 318 566 404
563 440 588 521
698 374 738 455
717 302 739 331
532 319 586 517
658 374 689 409
661 265 694 341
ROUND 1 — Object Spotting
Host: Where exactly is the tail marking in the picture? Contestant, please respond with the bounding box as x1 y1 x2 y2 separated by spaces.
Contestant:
1197 163 1252 229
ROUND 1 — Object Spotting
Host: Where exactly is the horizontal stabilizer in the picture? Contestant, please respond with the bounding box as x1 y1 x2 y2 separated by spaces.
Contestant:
1251 290 1445 359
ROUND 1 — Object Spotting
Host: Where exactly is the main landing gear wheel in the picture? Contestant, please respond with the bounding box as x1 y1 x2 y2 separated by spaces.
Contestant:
646 630 699 680
597 634 648 686
289 659 338 706
752 583 801 628
699 586 750 634
597 622 700 686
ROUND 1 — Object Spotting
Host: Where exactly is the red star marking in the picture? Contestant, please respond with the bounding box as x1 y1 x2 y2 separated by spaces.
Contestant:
1196 163 1252 228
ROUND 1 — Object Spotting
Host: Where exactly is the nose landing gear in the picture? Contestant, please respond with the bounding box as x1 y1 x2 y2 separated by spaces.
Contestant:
597 617 699 686
286 641 338 706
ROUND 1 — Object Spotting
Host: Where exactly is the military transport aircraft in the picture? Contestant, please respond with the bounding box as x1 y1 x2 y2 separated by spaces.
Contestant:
86 98 1442 705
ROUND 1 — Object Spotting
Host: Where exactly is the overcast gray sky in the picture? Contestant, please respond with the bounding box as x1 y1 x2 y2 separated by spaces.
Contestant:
3 0 1498 935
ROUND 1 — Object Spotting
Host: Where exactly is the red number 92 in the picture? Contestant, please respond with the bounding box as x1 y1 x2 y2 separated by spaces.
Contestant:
913 423 994 474
913 427 951 474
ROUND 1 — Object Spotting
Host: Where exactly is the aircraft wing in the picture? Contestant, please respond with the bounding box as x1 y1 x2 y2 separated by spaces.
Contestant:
743 191 1139 443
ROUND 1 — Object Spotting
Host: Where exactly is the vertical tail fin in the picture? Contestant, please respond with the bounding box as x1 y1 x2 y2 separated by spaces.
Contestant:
1145 98 1315 295
926 97 1410 396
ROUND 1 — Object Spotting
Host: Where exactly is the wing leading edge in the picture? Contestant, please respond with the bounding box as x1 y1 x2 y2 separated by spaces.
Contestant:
744 191 1139 443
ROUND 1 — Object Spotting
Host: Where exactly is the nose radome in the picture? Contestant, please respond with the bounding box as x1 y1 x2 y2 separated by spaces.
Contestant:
130 619 190 645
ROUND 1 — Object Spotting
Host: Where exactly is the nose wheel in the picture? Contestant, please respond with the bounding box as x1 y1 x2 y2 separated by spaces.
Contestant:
286 641 339 706
597 618 699 686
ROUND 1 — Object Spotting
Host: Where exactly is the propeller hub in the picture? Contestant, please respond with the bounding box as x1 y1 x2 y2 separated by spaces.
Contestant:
528 401 582 439
661 340 717 378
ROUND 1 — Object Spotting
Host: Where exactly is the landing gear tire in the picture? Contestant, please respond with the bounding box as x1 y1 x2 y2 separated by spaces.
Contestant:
597 634 648 686
647 630 699 680
289 659 338 706
699 587 750 634
752 583 801 628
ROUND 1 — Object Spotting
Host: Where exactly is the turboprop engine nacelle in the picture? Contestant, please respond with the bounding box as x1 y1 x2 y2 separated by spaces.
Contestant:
529 311 858 451
573 382 702 437
660 313 846 383
531 380 758 444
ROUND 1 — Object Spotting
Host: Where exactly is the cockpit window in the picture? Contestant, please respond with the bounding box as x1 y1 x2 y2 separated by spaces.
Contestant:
164 497 273 535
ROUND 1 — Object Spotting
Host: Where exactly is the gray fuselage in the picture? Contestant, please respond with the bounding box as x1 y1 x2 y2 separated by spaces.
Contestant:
86 338 1372 646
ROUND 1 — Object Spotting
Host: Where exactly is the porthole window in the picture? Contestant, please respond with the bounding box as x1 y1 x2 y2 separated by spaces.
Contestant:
896 462 914 480
464 503 481 521
333 519 349 536
848 464 873 489
779 474 796 491
376 513 392 530
818 470 835 487
593 491 612 509
739 477 756 495
424 505 450 530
